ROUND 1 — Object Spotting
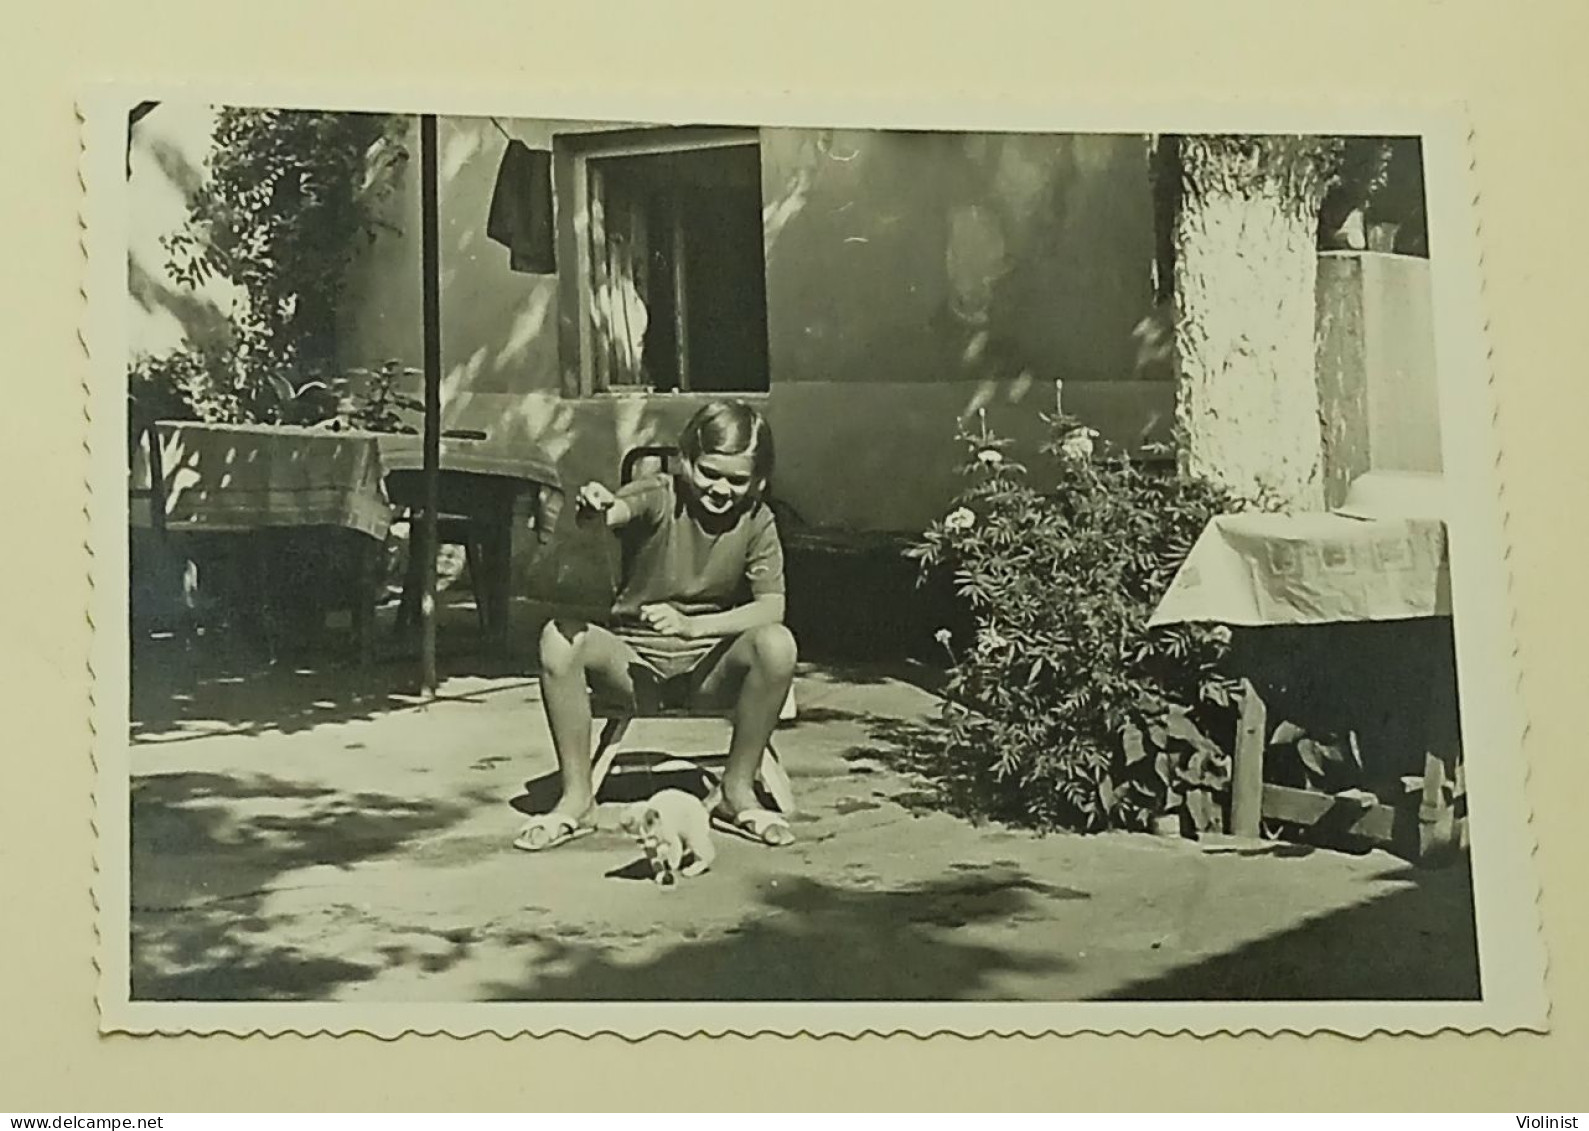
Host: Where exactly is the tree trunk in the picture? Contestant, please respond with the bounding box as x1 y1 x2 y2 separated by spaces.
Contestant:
1173 136 1340 511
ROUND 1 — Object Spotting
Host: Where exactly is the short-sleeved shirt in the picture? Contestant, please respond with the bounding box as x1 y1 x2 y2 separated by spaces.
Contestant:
609 474 785 629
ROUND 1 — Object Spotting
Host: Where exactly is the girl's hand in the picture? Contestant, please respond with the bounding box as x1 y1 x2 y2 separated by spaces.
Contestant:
639 603 695 638
575 481 616 520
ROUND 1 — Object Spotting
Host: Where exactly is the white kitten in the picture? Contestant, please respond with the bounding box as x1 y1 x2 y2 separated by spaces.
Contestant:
619 789 715 888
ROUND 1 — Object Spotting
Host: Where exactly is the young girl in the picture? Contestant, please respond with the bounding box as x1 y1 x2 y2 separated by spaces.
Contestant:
514 401 799 852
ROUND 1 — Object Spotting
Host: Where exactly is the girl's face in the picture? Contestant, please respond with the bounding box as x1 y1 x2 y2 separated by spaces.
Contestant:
682 449 760 517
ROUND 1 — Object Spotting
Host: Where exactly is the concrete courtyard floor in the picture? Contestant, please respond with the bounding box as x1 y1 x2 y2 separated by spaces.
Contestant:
126 622 1482 1004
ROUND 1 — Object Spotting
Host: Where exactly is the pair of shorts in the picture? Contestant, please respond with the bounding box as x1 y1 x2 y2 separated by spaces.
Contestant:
610 626 738 711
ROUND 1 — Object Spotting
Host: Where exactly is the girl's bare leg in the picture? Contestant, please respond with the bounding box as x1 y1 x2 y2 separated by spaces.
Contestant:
698 623 798 815
536 618 636 819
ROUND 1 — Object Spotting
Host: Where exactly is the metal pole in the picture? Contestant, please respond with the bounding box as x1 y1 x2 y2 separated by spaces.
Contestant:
419 114 442 695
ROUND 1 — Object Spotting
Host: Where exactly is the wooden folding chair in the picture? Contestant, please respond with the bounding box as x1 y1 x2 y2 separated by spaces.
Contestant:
587 444 798 814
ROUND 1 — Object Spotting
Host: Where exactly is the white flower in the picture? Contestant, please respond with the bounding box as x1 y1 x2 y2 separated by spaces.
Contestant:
977 627 1009 653
933 628 953 648
976 448 1005 466
944 506 976 533
1059 427 1099 461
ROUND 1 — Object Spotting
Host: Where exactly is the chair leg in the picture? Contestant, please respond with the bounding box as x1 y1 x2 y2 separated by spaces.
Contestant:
757 738 797 815
462 537 489 638
395 514 421 638
590 716 631 800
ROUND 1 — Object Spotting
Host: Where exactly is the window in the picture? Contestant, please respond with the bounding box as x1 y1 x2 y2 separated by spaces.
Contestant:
557 128 770 396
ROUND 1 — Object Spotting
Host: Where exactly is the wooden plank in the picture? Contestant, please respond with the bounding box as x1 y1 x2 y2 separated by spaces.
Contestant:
1417 750 1458 862
1231 678 1267 837
1260 783 1399 843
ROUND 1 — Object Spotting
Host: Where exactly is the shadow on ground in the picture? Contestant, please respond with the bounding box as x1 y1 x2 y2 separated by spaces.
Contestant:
130 769 489 1000
481 867 1079 1001
1097 861 1482 1001
794 658 949 695
777 701 983 818
131 607 952 745
125 627 1484 1005
130 635 537 743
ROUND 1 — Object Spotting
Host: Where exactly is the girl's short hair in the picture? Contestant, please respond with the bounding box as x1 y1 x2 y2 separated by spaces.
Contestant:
677 400 775 482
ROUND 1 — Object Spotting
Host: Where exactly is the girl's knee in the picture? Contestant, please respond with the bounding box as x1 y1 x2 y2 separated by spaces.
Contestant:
747 623 798 677
539 617 588 675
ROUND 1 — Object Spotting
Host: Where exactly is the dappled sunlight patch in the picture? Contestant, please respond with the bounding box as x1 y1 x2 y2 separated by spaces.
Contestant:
494 287 556 369
440 123 484 183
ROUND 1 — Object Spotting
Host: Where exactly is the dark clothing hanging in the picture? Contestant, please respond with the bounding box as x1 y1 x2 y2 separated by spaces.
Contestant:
485 139 557 274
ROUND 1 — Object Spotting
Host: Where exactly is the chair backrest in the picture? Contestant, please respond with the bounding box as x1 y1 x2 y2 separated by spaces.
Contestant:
620 444 678 486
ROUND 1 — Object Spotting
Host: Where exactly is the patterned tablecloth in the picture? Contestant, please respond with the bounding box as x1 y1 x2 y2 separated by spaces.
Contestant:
1148 510 1452 628
128 422 563 540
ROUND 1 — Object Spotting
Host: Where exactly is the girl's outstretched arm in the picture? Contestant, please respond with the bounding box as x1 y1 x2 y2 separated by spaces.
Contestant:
574 480 636 529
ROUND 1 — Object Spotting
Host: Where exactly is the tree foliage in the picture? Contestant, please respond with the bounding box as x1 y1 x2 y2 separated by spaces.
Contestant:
151 108 409 421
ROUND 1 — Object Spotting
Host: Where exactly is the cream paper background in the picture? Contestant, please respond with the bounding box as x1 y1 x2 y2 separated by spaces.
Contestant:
4 0 1587 1110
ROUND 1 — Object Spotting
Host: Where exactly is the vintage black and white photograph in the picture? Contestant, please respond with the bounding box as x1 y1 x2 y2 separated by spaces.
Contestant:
86 90 1544 1036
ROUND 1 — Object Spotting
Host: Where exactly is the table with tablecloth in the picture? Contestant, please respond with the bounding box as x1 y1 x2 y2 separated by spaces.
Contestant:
1148 479 1464 862
129 421 564 656
1148 510 1452 630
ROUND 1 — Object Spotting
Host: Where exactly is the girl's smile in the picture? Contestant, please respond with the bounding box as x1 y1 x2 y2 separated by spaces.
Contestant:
684 450 759 516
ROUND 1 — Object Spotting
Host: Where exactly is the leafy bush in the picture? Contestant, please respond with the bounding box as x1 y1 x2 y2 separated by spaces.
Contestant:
164 108 408 390
322 360 423 434
128 351 421 436
134 108 408 435
906 413 1244 833
128 341 254 429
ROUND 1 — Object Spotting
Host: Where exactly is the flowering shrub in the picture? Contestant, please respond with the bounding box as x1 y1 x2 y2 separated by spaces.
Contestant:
906 413 1243 833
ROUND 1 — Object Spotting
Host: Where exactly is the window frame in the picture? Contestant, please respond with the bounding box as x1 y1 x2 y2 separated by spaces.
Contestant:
552 126 766 399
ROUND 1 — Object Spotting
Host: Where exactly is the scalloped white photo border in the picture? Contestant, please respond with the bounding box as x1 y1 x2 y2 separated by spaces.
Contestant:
83 82 1547 1038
